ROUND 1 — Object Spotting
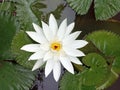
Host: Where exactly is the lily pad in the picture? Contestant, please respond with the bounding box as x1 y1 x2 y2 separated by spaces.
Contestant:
81 53 109 86
60 72 80 90
0 12 19 60
59 72 96 90
11 31 35 69
10 0 40 31
66 0 120 20
0 61 36 90
112 56 120 74
86 31 120 57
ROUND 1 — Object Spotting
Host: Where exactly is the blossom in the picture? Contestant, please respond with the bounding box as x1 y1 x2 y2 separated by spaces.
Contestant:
21 14 88 81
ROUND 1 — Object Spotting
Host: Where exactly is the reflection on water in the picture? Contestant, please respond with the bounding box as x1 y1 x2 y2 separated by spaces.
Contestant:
32 0 75 24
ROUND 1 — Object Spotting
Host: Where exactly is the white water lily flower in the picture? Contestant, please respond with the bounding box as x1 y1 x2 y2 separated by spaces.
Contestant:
21 14 88 81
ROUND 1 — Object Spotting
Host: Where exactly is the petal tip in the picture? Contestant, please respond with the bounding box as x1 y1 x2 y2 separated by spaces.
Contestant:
32 67 36 71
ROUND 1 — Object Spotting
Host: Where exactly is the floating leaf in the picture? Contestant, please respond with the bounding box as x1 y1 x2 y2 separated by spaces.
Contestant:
66 0 92 15
81 53 109 86
60 72 80 90
60 72 96 90
11 31 35 69
66 0 120 20
95 0 120 20
0 1 15 12
82 31 120 89
81 85 95 90
86 31 120 57
0 61 36 90
0 12 19 60
10 0 40 31
97 69 118 90
112 57 120 74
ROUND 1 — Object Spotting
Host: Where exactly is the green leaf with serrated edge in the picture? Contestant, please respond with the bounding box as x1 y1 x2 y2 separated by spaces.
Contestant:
81 30 120 89
0 2 15 12
59 72 80 90
81 53 109 86
0 12 19 60
59 72 96 90
112 57 120 74
95 0 120 20
66 0 120 20
0 61 36 90
66 0 92 15
11 31 36 69
10 0 65 31
86 30 120 58
10 0 40 31
97 69 118 90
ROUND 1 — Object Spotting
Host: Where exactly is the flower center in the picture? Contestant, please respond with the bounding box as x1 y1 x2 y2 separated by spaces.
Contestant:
51 42 61 51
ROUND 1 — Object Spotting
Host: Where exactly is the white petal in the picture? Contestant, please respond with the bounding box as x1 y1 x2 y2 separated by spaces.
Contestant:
65 22 75 36
60 56 74 74
63 31 81 43
49 14 58 36
53 61 61 82
32 23 48 42
21 44 40 52
28 51 45 60
71 40 88 49
42 21 52 41
32 23 43 34
32 60 44 71
43 51 53 61
26 31 47 44
45 60 54 77
63 47 85 57
40 43 50 51
57 19 67 40
63 40 88 49
69 56 82 65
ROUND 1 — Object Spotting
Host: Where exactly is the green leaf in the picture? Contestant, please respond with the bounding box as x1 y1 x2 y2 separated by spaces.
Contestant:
86 31 120 57
60 72 96 90
66 0 120 20
81 85 96 90
11 31 35 69
97 69 118 90
95 0 120 20
10 0 40 31
60 72 80 90
66 0 92 15
0 12 19 60
0 1 15 12
0 61 36 90
81 53 109 86
81 30 120 89
112 56 120 74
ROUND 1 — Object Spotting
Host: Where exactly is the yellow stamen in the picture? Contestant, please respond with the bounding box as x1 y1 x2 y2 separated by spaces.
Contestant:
51 42 61 51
